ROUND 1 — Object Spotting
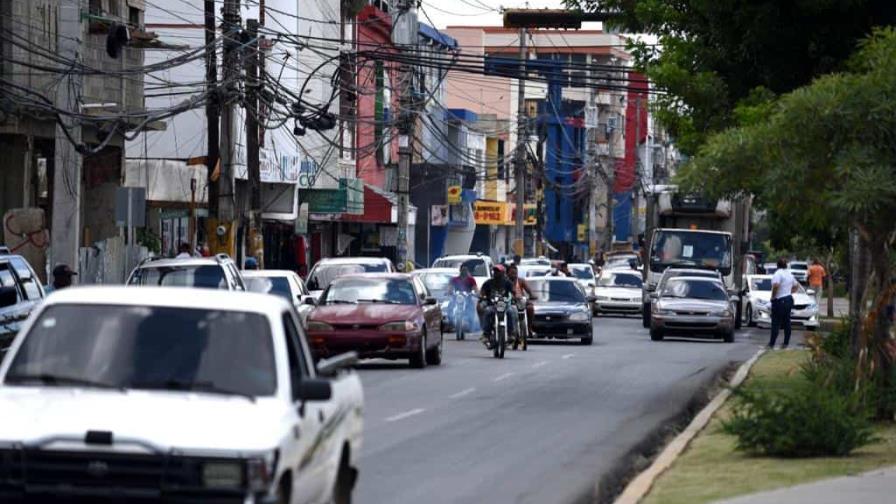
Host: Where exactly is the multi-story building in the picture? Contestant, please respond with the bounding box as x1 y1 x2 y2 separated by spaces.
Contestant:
0 0 145 279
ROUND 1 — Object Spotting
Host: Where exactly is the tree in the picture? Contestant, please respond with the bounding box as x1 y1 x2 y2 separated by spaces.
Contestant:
678 29 896 414
569 0 896 154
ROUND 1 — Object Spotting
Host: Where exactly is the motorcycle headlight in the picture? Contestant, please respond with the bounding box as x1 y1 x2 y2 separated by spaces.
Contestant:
379 320 420 332
569 311 590 322
202 460 243 489
307 321 333 332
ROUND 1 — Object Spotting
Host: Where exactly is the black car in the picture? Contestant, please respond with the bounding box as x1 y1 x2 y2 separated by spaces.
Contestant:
0 253 46 355
529 277 595 345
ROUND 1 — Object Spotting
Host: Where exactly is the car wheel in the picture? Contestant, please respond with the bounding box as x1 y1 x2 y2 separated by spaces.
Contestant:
642 303 651 328
581 333 593 345
425 330 443 366
649 327 664 341
276 476 291 504
332 452 356 504
410 332 427 369
723 329 735 343
746 303 756 327
734 299 743 330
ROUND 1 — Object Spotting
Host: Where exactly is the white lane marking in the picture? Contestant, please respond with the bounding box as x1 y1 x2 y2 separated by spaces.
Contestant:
449 387 476 399
561 353 575 360
385 408 425 422
532 360 549 369
494 372 514 382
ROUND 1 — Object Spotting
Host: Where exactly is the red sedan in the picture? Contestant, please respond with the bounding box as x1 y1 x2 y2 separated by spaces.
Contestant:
306 274 444 368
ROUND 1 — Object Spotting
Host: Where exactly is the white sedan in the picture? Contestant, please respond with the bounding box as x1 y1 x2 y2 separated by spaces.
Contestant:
594 270 644 316
742 274 819 329
243 269 316 329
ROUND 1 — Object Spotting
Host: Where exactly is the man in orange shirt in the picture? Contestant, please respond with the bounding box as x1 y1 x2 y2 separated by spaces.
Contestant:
807 258 826 304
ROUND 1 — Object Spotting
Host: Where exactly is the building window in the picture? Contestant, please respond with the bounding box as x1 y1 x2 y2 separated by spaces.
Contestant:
108 0 120 17
89 0 102 16
129 6 141 26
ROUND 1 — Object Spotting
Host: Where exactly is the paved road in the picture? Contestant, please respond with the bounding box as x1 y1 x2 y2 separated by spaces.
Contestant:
354 316 777 504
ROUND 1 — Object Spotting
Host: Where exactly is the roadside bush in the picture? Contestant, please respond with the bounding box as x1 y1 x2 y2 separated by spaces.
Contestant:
722 384 874 457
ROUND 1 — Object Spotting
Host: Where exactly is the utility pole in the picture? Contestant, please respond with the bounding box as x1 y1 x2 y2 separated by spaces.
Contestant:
513 28 528 258
246 19 263 267
50 2 82 274
218 0 240 228
586 87 598 260
631 96 641 245
204 0 220 218
393 0 418 270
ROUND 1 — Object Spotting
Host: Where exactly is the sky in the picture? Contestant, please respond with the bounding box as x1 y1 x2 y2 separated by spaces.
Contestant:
418 0 604 31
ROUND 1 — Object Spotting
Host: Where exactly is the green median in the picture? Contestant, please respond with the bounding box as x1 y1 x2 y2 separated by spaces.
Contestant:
643 349 896 504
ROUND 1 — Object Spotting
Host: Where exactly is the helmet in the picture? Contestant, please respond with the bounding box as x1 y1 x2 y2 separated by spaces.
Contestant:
492 264 505 274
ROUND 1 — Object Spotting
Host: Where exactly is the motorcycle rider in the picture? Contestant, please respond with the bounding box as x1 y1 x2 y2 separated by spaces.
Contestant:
449 265 478 330
506 264 537 337
477 265 519 345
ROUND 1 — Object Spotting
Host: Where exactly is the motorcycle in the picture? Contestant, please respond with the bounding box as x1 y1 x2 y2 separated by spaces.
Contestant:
483 294 512 359
452 291 474 340
513 295 529 351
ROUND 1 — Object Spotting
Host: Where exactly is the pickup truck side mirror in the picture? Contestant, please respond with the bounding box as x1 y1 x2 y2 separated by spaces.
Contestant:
424 297 438 306
294 378 332 402
316 351 359 377
302 296 317 306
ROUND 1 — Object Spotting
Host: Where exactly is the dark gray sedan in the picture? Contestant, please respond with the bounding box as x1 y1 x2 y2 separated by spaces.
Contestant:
650 277 735 342
529 277 595 345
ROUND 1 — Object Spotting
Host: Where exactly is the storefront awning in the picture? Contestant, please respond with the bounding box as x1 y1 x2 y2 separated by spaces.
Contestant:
339 183 416 224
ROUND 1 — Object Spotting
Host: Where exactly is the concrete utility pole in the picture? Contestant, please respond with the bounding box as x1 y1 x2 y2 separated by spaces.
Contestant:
51 2 82 274
631 96 641 244
218 0 240 224
513 28 528 258
393 0 418 269
246 19 263 267
204 0 220 218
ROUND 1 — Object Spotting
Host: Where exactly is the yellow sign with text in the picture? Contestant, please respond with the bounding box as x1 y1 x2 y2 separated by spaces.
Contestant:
447 185 462 204
474 201 510 225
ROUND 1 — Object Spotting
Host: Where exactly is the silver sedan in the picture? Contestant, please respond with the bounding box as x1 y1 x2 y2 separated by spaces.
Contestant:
650 277 736 342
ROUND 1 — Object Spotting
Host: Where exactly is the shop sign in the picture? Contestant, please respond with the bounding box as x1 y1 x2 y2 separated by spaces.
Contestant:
474 201 510 225
510 203 538 226
447 185 462 204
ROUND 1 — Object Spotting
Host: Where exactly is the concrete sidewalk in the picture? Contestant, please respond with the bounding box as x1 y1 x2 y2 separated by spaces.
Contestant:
716 466 896 504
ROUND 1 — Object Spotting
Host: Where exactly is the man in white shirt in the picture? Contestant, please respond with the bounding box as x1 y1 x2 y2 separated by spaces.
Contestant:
175 242 192 259
769 258 799 349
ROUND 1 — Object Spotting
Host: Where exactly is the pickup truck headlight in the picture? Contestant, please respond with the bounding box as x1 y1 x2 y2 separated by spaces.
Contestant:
380 320 419 332
569 311 590 322
246 453 278 493
202 461 243 489
307 321 334 331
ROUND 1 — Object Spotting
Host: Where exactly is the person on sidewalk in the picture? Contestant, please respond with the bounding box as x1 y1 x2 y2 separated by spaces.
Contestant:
175 242 192 259
807 258 826 304
45 264 77 294
769 258 799 349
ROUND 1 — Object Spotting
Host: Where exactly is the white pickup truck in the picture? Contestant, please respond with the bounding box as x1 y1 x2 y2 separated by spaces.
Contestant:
0 287 363 504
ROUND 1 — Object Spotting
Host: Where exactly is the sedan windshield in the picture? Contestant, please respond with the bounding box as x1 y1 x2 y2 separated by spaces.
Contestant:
307 262 386 291
323 278 417 305
528 280 586 303
129 265 226 289
245 276 292 301
570 266 594 280
662 279 728 301
4 305 275 397
598 272 643 288
650 231 732 274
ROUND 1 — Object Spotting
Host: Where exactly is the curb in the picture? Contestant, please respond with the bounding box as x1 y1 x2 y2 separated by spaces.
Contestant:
612 347 767 504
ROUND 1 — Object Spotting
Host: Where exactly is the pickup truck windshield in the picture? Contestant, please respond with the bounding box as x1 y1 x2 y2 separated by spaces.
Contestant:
5 304 276 397
650 231 732 275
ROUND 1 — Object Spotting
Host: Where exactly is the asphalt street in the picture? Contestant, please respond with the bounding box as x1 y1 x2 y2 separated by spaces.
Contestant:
354 315 786 504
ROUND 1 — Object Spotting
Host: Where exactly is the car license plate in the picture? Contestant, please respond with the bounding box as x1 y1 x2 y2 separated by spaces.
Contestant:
567 328 574 335
545 316 551 321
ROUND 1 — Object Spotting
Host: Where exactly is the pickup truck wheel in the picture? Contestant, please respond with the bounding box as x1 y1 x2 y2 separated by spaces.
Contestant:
276 476 291 504
425 331 443 365
409 332 427 369
332 455 356 504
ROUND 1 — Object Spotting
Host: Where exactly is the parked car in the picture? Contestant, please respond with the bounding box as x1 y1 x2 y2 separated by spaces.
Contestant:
306 257 396 300
519 257 551 266
642 267 725 328
306 274 444 368
741 274 819 329
410 268 457 329
650 277 735 342
0 286 364 503
431 254 493 288
762 262 778 275
528 277 595 345
789 260 809 284
243 269 316 329
604 252 641 271
0 253 45 355
127 254 246 291
594 269 643 316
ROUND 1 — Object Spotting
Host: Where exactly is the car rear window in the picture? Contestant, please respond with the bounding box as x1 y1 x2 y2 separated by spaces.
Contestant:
245 276 292 301
6 304 276 397
129 265 227 289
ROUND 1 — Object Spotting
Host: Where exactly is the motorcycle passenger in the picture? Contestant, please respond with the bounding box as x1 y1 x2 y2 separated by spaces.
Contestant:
477 265 519 344
507 264 537 336
449 265 478 330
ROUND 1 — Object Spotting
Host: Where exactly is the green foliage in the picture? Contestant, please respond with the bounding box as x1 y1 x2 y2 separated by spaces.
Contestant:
568 0 896 153
722 383 874 457
137 228 161 255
